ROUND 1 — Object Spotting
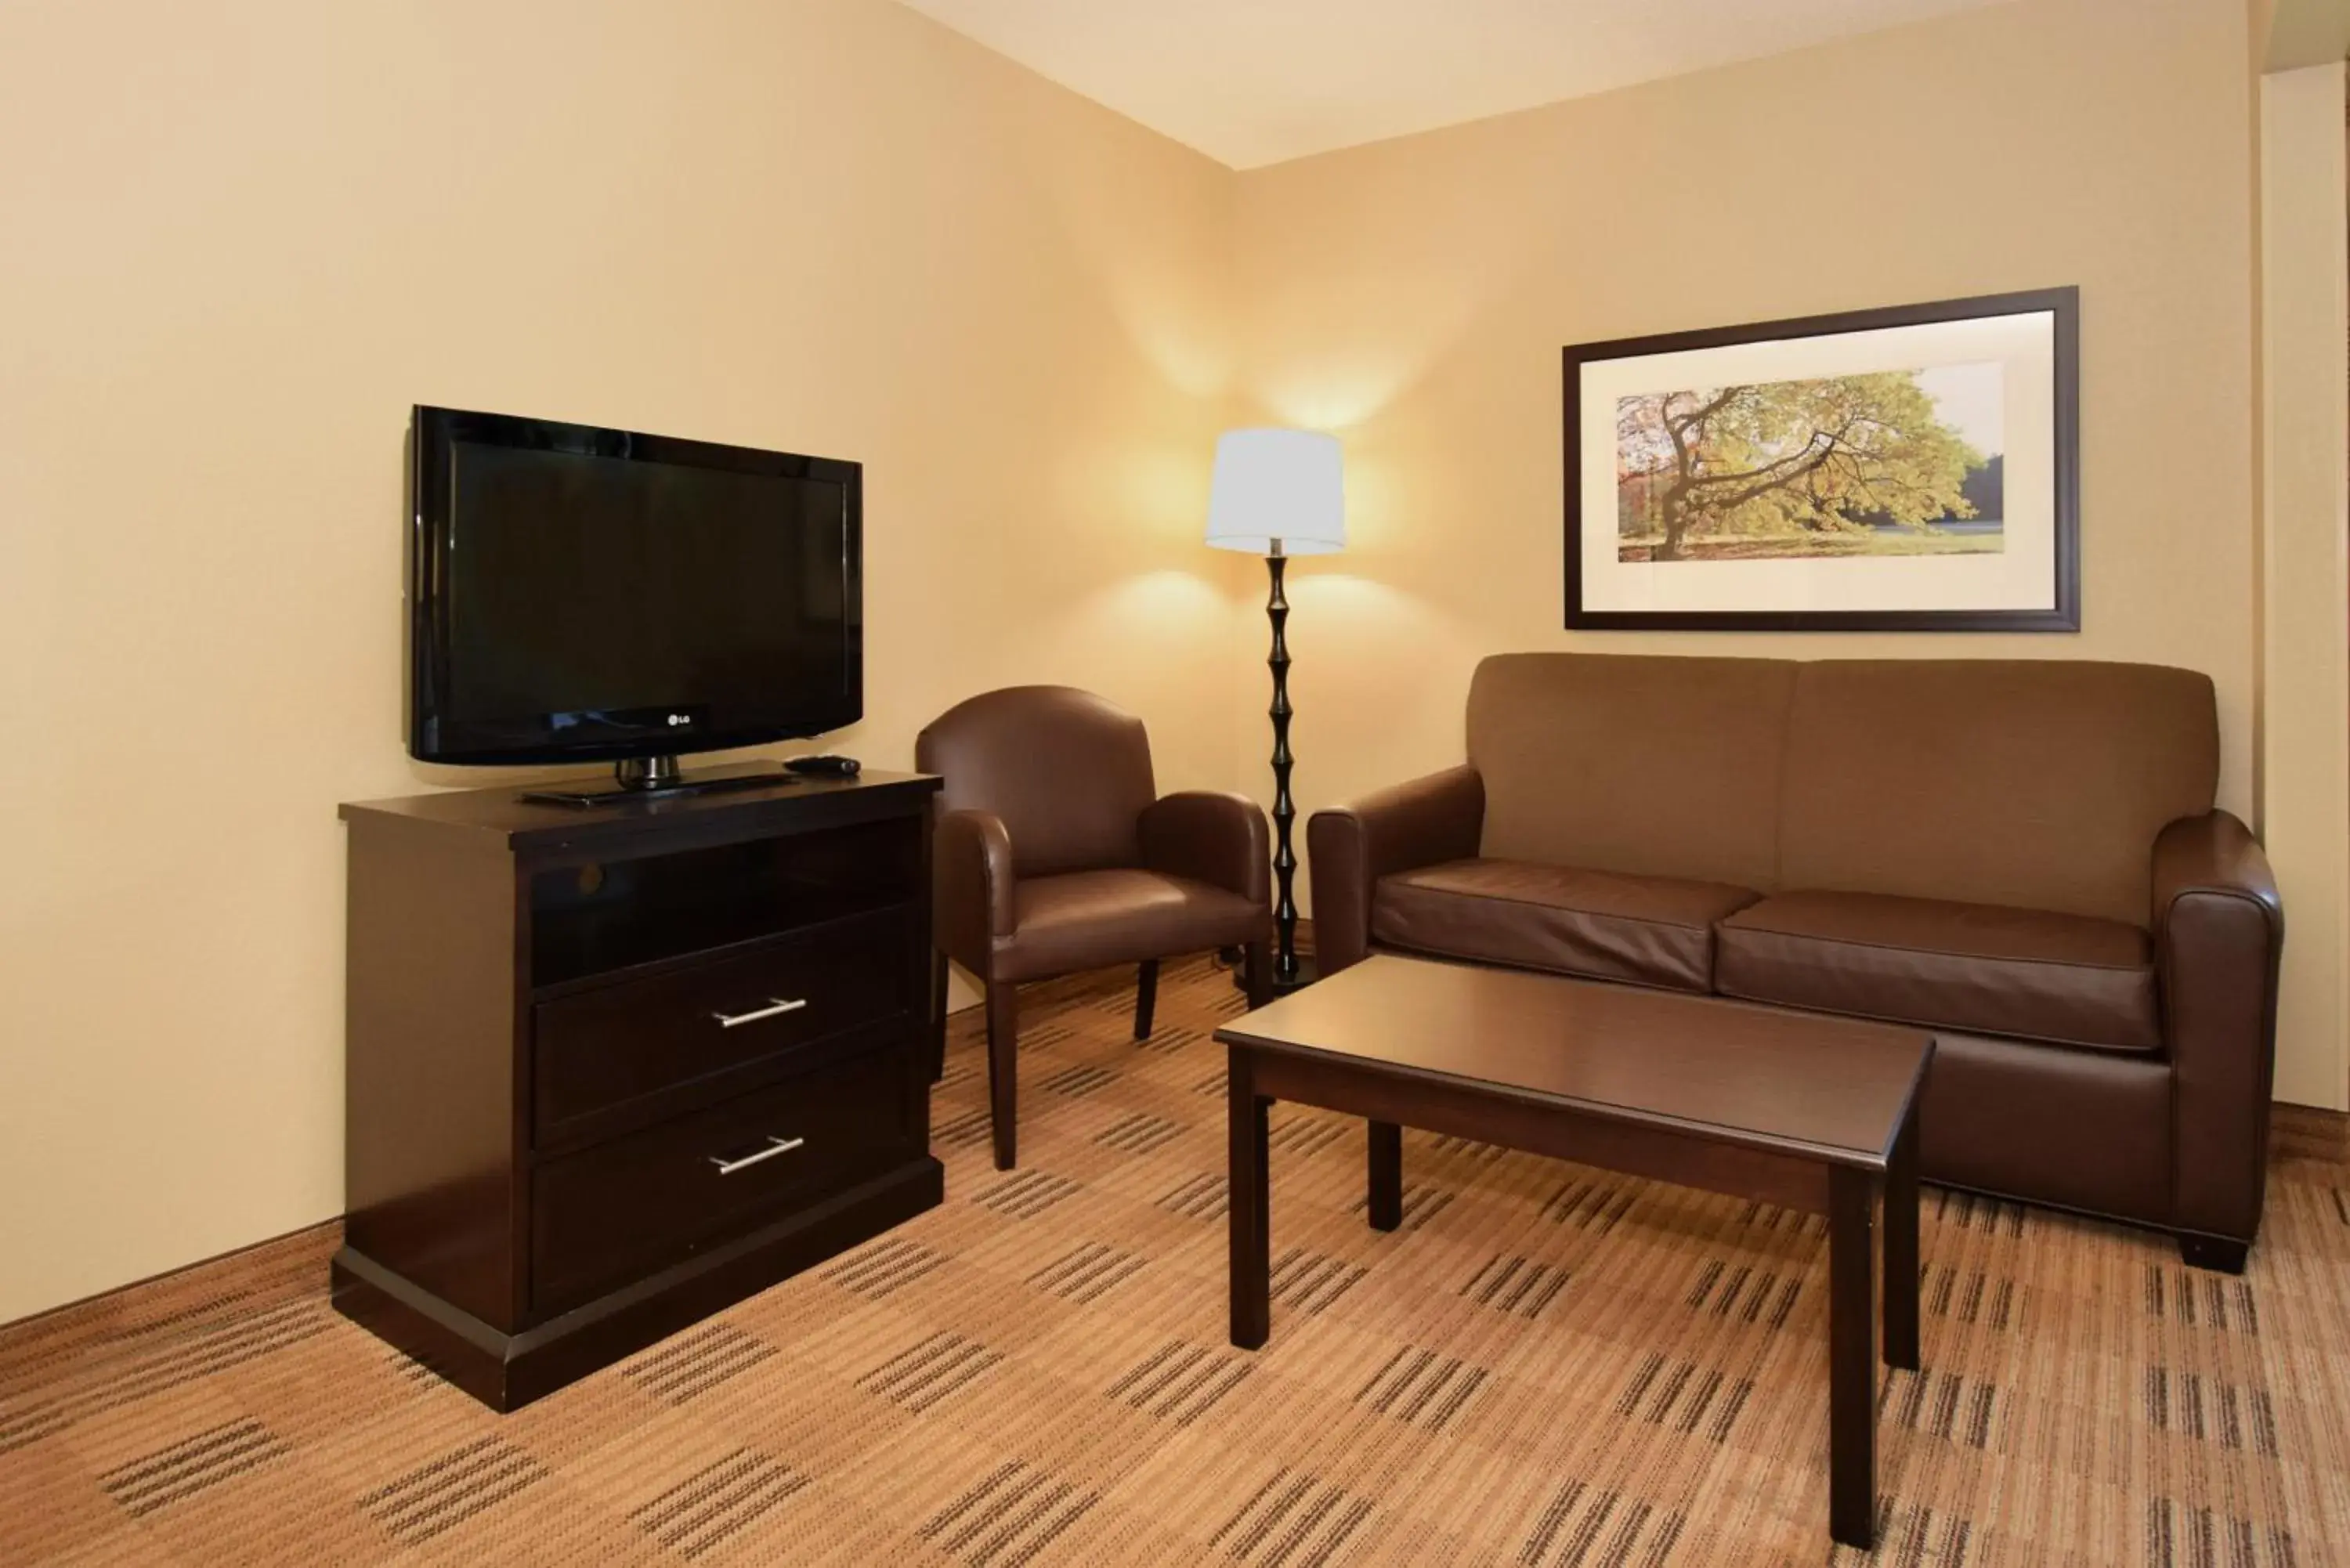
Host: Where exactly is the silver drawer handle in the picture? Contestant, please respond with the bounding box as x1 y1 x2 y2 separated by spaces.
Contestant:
710 996 808 1029
710 1136 804 1174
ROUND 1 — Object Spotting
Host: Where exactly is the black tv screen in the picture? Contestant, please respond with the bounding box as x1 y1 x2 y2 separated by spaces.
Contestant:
408 406 862 765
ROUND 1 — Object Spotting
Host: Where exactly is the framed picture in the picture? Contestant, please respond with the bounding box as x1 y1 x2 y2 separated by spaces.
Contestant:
1563 287 2078 631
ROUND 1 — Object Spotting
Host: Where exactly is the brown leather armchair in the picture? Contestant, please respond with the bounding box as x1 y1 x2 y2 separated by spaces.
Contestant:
916 686 1273 1169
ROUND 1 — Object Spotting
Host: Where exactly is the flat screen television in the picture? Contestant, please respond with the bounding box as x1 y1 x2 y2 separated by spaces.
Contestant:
407 406 862 790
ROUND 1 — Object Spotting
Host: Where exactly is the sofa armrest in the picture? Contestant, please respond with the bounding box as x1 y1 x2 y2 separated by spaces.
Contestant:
1307 765 1486 977
1140 791 1271 907
935 808 1017 972
2153 810 2284 1247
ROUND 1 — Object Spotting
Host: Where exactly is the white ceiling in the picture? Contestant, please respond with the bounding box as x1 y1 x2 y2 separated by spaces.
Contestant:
898 0 2015 168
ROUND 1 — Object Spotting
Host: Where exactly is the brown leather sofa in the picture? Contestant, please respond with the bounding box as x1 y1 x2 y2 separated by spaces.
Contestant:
1309 653 2283 1270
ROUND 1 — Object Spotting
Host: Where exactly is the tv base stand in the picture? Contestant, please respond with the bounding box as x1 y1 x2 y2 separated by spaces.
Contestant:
521 757 798 808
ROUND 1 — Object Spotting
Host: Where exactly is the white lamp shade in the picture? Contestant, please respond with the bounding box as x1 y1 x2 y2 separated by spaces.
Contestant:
1206 428 1345 555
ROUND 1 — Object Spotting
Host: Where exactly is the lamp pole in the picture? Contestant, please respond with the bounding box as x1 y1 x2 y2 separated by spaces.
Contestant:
1263 542 1303 990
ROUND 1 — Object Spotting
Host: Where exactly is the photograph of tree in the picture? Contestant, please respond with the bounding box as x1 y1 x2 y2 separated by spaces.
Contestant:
1614 363 2004 563
1566 287 2077 630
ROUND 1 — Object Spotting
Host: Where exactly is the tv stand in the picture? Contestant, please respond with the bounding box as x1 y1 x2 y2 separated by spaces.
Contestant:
520 757 799 808
333 768 944 1410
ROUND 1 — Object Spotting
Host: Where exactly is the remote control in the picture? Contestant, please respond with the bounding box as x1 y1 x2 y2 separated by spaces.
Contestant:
784 754 862 777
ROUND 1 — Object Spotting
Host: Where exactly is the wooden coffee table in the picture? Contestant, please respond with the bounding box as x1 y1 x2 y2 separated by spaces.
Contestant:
1215 954 1931 1552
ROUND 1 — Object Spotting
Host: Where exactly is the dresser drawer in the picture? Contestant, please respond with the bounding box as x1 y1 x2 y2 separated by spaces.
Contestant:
533 910 911 1144
531 1046 919 1313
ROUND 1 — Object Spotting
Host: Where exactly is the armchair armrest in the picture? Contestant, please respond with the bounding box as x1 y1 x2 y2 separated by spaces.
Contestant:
935 808 1016 973
1307 764 1486 977
2153 810 2283 1249
1140 791 1271 906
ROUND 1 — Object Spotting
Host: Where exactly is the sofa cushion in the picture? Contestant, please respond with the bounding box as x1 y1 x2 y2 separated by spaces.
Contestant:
998 869 1264 982
1467 653 1798 893
1371 858 1760 992
1777 660 2217 926
1716 891 2160 1054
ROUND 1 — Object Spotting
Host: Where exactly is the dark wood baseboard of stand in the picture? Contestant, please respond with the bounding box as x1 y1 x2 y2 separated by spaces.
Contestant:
331 1156 942 1411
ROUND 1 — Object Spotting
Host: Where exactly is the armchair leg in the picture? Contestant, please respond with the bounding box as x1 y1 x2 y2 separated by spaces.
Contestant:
1242 941 1273 1011
985 980 1020 1171
1134 959 1159 1040
927 950 949 1083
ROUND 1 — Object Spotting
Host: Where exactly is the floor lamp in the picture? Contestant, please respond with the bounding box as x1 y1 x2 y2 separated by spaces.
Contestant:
1206 428 1346 995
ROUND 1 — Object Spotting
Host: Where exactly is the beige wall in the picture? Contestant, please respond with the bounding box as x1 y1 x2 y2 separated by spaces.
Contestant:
2261 62 2350 1109
0 0 2312 1323
1227 0 2264 887
0 0 1242 1322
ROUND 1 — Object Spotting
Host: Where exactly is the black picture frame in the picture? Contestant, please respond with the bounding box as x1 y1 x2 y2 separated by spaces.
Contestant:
1562 287 2080 632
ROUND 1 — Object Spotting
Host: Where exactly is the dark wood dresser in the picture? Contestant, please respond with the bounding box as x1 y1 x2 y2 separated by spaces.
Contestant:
332 769 942 1410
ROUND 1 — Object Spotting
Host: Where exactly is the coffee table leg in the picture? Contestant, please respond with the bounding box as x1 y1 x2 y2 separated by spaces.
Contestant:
1828 1165 1877 1551
1885 1102 1921 1371
1229 1046 1271 1350
1368 1121 1402 1232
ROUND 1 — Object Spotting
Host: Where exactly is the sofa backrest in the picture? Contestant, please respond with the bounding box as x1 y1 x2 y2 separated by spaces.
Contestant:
1779 659 2218 925
1463 652 2219 926
1467 652 1799 892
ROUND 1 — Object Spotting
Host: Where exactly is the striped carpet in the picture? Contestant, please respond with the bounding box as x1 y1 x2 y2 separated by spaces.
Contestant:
5 955 2349 1566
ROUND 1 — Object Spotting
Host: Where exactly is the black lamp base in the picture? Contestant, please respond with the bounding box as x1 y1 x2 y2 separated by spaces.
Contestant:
1226 947 1316 999
1267 952 1318 998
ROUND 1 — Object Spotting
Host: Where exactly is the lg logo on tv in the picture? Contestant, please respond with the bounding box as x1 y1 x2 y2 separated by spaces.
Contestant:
666 714 691 727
